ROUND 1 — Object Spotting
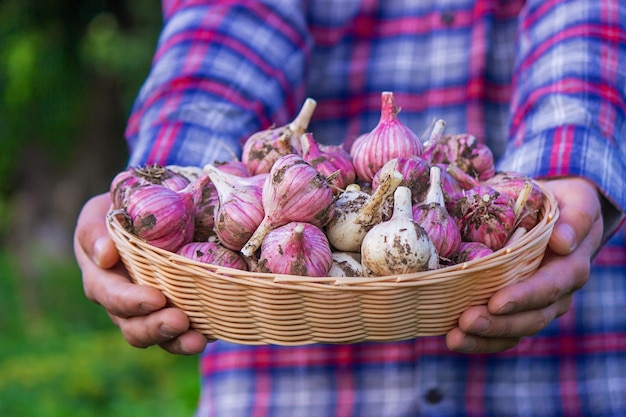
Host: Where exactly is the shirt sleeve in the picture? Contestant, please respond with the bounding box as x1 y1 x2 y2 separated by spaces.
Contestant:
124 0 312 167
497 0 626 231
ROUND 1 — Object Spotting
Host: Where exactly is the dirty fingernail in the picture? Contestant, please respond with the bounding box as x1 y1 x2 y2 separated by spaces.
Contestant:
472 317 490 334
456 336 477 353
160 323 180 339
496 301 517 314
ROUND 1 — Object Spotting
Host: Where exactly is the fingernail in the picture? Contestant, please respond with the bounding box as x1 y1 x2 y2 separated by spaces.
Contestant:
456 336 477 353
92 236 108 267
556 223 576 251
496 301 517 314
160 323 179 339
472 317 490 334
138 301 164 314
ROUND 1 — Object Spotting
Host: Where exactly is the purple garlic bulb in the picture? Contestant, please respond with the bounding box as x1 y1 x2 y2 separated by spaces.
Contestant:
412 166 462 258
258 222 333 277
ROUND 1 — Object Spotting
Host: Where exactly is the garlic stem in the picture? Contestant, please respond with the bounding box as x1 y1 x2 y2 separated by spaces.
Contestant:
391 186 413 219
380 91 399 120
513 181 533 221
242 219 272 257
293 223 305 237
424 119 446 148
289 98 317 133
504 226 528 247
424 165 445 206
354 171 403 227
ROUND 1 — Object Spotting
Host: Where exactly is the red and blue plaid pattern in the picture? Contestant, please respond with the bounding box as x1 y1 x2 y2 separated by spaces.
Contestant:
125 1 626 415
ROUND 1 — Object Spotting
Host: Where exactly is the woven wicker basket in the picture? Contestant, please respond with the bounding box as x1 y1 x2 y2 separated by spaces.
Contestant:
107 183 559 346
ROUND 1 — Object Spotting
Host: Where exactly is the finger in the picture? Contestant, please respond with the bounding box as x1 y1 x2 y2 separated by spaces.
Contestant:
78 249 167 318
114 307 196 349
459 294 573 339
542 178 602 256
487 247 591 315
74 200 167 317
446 326 520 353
159 330 211 355
74 193 119 269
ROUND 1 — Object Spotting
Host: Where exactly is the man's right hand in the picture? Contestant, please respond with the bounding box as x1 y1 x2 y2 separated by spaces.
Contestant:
73 193 208 355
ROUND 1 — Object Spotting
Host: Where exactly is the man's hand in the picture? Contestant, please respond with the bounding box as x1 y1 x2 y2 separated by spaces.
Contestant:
446 177 604 353
73 193 208 355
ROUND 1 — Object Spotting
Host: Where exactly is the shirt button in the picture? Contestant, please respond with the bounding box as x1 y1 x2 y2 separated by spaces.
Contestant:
424 388 443 404
440 11 455 26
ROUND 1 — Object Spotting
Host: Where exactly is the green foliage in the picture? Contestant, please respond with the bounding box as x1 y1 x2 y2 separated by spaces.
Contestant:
0 0 161 195
0 3 200 414
0 3 83 191
79 0 162 110
0 250 200 417
0 331 199 417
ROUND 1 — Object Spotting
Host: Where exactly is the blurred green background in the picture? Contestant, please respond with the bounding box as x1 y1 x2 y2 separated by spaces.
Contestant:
0 1 200 415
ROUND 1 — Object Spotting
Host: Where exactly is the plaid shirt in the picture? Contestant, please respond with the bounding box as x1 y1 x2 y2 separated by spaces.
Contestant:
126 0 626 415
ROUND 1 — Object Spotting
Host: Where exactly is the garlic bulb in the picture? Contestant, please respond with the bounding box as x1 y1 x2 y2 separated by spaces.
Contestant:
361 186 439 276
214 160 251 177
325 166 403 252
412 166 462 258
192 180 219 241
300 132 356 192
241 154 335 257
241 98 317 175
327 252 364 278
324 184 370 252
176 240 248 270
110 164 190 209
447 185 516 251
451 241 494 263
203 164 264 251
371 156 430 204
257 222 332 277
423 133 495 181
484 172 543 230
121 174 208 252
351 91 424 183
192 151 262 241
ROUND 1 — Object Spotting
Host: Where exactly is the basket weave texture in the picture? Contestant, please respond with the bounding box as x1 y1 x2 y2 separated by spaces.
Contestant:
107 183 559 346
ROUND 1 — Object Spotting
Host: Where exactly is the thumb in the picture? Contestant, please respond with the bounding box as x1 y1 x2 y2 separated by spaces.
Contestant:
74 193 120 269
542 177 603 256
